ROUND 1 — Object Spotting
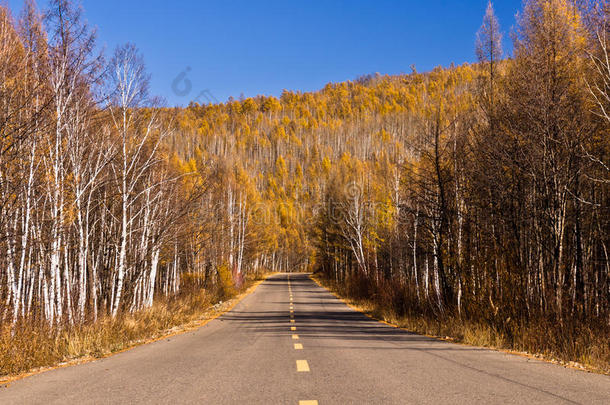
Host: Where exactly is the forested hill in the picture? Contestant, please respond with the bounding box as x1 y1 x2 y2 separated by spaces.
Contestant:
163 65 477 274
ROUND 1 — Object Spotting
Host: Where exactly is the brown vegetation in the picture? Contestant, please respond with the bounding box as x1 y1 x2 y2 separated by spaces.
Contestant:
0 271 268 380
312 273 609 375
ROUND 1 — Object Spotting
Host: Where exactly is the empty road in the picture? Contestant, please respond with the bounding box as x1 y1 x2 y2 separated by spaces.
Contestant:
1 273 608 404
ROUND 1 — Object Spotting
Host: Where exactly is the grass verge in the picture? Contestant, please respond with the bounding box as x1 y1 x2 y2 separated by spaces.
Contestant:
0 272 273 383
310 273 610 375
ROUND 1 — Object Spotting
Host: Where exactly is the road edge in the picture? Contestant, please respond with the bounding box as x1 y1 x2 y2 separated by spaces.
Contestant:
0 272 277 386
308 273 606 376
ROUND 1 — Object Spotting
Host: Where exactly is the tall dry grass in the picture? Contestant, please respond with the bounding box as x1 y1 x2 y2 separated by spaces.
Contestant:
0 272 267 380
312 273 610 375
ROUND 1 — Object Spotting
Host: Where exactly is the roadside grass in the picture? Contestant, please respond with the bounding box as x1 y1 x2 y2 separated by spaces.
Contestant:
311 273 610 375
0 271 270 381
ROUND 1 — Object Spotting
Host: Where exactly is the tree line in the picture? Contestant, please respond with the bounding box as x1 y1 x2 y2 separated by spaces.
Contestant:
0 0 217 327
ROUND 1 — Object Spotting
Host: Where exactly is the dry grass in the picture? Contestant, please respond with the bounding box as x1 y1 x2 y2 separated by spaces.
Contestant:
311 273 610 375
0 272 270 381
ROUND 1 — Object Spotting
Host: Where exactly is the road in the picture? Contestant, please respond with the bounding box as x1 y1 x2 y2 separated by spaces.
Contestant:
1 273 608 404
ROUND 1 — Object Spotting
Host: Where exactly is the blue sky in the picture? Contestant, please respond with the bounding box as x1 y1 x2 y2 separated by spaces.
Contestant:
8 0 523 106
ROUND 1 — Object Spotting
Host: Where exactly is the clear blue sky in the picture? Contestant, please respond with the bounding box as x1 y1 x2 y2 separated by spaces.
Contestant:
8 0 523 106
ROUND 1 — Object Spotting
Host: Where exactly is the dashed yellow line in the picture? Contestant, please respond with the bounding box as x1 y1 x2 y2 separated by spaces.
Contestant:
290 277 314 405
296 360 310 372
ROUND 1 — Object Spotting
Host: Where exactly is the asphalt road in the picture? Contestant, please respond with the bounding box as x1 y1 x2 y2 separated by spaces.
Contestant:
1 273 609 404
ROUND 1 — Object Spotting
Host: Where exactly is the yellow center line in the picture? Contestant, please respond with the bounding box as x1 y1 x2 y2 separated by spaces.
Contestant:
299 401 318 405
296 360 310 372
292 334 299 339
291 326 296 331
290 319 295 323
294 343 303 350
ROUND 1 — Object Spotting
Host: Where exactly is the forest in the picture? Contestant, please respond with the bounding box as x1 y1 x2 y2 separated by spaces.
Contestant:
0 0 608 375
